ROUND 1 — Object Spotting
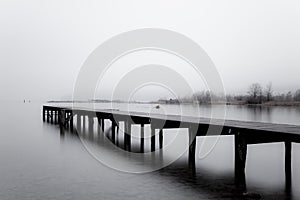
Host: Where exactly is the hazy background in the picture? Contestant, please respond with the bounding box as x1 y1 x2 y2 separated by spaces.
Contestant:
1 0 300 102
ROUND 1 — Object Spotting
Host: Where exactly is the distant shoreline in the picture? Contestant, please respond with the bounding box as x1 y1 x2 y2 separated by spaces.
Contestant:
47 100 300 107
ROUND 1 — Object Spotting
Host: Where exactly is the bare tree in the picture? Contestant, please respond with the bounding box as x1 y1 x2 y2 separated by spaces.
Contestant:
265 82 273 101
286 91 293 101
247 83 263 104
294 89 300 101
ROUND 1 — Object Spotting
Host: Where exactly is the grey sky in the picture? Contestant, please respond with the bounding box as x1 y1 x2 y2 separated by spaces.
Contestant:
0 0 300 101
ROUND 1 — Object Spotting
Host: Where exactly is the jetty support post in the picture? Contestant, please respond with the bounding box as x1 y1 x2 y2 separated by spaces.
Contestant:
47 109 49 123
76 114 80 131
59 109 66 134
97 117 101 135
82 115 86 133
43 107 46 122
111 120 116 144
235 131 247 188
151 126 155 152
159 129 163 149
54 111 58 124
50 110 54 124
188 125 197 170
101 119 105 132
124 121 131 151
116 122 119 146
140 124 145 153
70 112 74 132
285 141 292 191
88 115 93 135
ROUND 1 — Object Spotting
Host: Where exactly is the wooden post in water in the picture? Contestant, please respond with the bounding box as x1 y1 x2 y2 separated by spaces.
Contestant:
159 129 163 149
76 114 80 131
124 121 131 151
43 108 46 122
98 118 101 135
101 119 105 132
54 111 57 124
116 122 119 146
285 141 292 192
70 112 74 132
188 127 196 169
50 110 54 124
151 126 155 152
46 110 49 123
111 120 116 144
140 124 145 153
59 109 66 133
235 132 247 188
83 115 86 133
88 116 93 135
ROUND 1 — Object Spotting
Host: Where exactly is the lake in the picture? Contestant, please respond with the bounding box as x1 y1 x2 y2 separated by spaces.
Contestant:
0 102 300 199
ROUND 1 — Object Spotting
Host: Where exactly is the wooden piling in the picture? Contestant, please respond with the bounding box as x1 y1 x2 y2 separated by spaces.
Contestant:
101 119 105 132
59 109 66 133
235 132 247 188
124 121 131 151
54 111 58 124
188 129 196 167
88 116 93 134
116 122 119 146
43 108 46 122
159 129 163 149
76 114 80 130
151 127 155 152
140 124 145 153
285 141 292 191
70 112 73 132
111 121 116 144
83 115 86 133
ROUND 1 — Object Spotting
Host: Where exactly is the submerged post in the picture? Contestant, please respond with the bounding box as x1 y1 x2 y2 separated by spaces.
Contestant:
101 119 105 132
54 111 58 124
47 110 49 123
83 115 86 133
151 127 155 152
124 121 131 151
70 112 73 132
188 127 196 168
50 110 53 124
76 114 80 130
116 122 119 146
111 120 116 144
140 124 145 153
43 108 46 122
285 141 292 191
59 109 66 133
159 129 163 149
88 116 93 134
235 132 247 188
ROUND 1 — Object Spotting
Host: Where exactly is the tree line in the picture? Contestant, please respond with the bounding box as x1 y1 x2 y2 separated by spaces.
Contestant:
241 82 300 104
158 82 300 105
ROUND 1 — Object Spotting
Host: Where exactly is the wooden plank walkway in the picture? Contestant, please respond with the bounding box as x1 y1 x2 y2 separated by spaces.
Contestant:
42 104 300 190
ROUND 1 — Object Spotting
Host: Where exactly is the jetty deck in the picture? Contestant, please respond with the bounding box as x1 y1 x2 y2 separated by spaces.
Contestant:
42 104 300 189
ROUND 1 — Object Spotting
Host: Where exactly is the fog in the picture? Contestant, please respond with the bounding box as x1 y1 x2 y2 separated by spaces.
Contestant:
1 0 300 101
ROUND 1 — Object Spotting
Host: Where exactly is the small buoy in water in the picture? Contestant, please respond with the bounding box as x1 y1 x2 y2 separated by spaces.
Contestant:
155 105 160 109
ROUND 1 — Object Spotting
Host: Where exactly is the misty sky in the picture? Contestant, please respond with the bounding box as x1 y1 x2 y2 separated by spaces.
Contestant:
0 0 300 101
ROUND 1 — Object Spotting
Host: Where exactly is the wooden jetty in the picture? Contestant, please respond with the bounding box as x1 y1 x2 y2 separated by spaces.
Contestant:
42 104 300 189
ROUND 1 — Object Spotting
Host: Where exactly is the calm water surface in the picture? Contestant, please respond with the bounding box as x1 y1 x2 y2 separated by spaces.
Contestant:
0 102 300 200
